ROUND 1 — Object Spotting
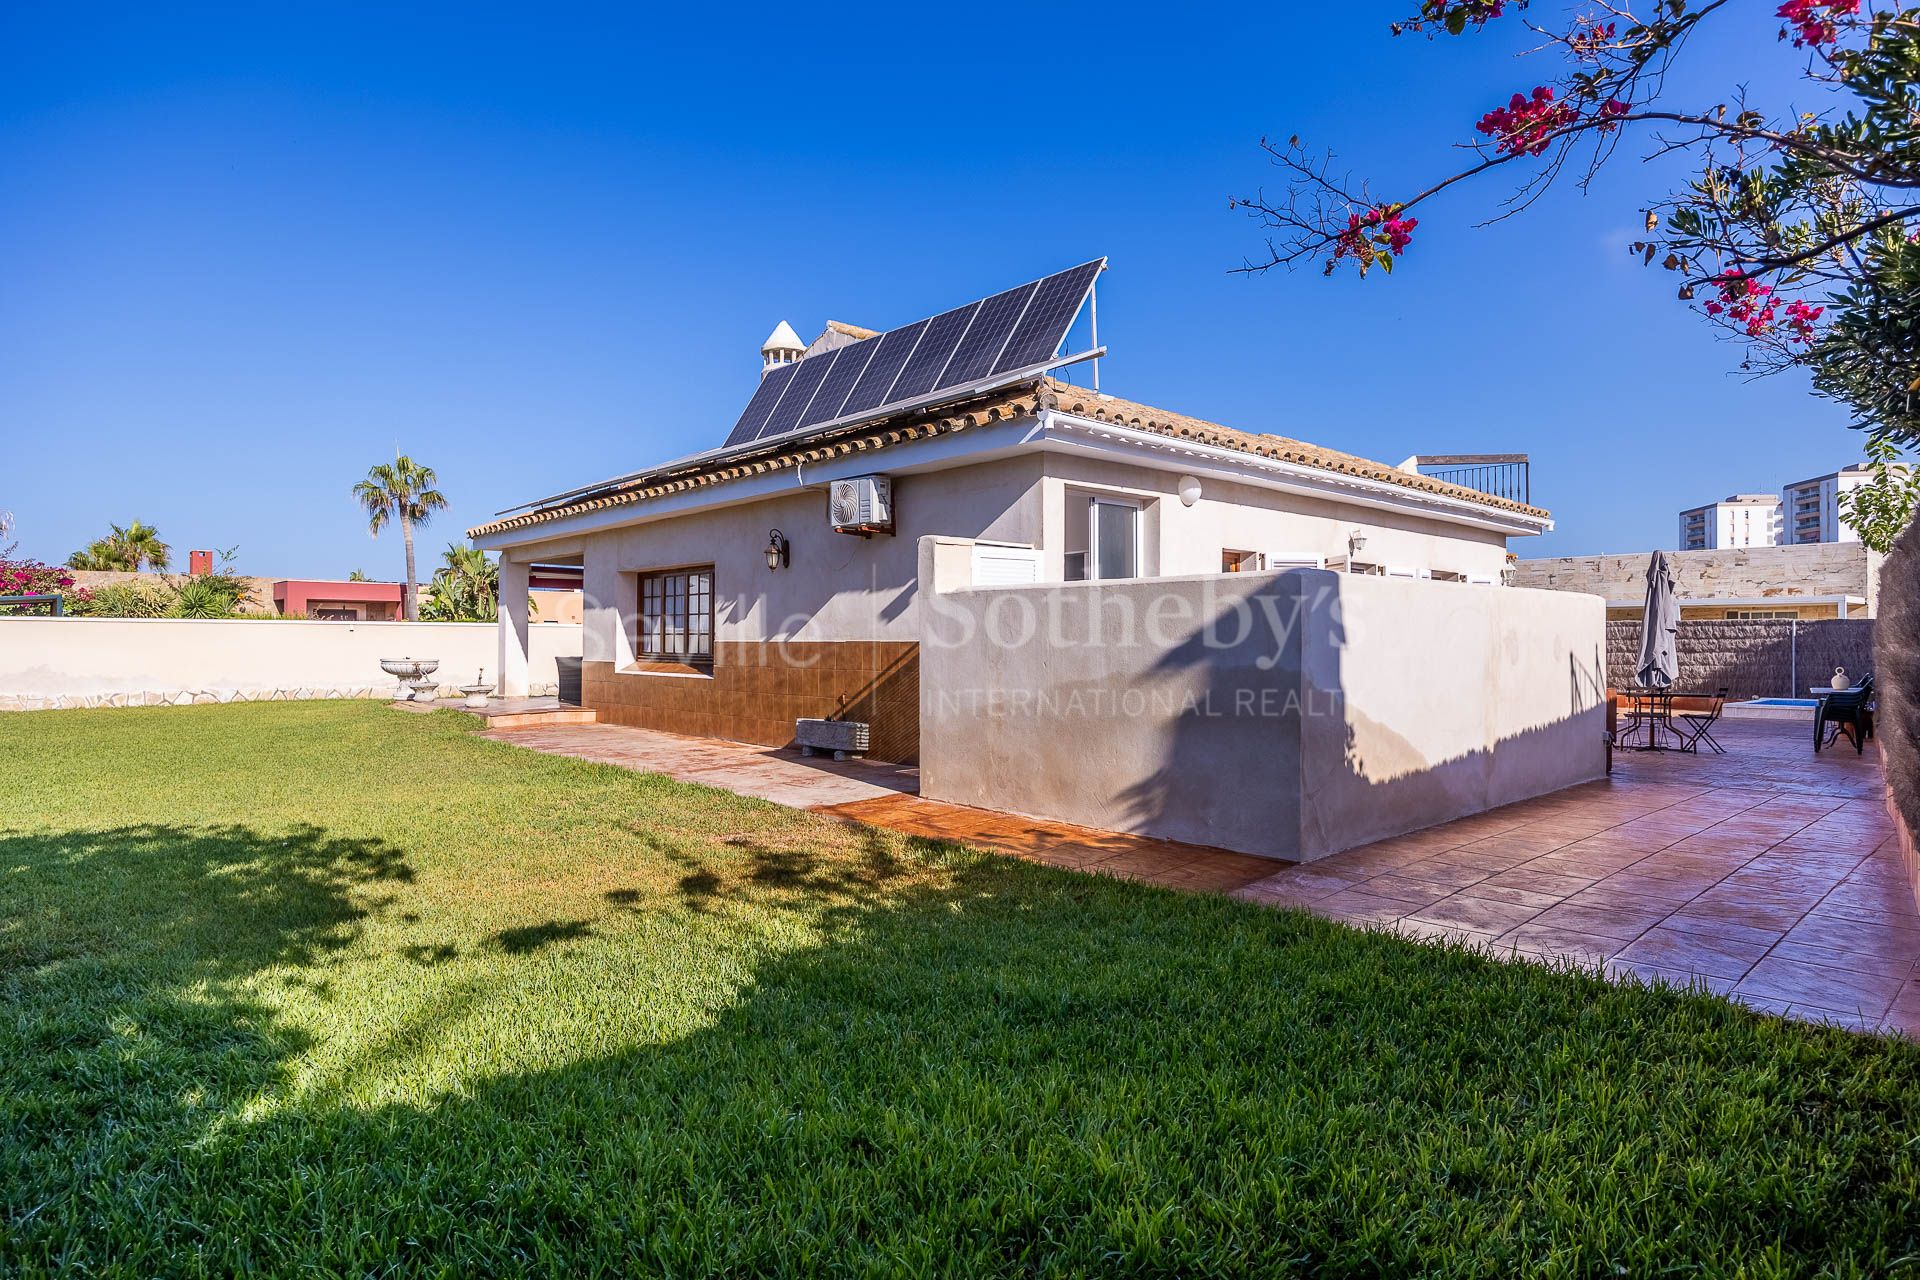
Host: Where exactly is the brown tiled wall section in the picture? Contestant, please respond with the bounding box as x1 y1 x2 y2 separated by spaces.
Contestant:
582 641 920 763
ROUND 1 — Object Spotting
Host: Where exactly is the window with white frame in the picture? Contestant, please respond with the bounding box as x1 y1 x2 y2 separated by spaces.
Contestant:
1090 497 1138 580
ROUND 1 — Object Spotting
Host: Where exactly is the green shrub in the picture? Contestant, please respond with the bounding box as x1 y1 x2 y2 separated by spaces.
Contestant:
170 574 245 619
69 580 176 618
66 545 259 620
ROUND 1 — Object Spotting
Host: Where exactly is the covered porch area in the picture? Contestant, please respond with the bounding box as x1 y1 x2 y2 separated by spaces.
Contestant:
494 543 585 700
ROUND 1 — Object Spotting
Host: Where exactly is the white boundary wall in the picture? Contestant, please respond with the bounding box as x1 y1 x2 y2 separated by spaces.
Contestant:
0 618 581 710
917 538 1608 862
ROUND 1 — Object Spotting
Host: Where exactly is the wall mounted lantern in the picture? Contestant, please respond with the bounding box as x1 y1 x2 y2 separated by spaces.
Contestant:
1177 475 1202 507
764 529 791 572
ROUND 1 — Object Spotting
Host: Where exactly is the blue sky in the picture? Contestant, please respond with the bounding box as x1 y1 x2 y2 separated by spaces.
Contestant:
0 2 1866 578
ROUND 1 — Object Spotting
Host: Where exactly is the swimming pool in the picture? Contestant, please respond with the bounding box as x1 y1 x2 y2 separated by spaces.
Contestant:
1738 698 1818 708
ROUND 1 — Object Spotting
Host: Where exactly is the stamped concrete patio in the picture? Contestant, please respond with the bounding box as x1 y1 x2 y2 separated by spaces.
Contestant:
1236 716 1920 1036
481 713 1918 1037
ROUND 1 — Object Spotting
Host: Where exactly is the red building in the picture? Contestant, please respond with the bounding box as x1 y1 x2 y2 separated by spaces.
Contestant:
272 579 404 621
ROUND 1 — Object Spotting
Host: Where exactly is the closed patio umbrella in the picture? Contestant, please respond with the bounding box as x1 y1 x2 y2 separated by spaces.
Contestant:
1637 550 1679 689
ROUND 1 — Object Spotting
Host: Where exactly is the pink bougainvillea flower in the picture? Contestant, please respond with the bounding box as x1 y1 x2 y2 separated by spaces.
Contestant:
1477 86 1578 157
1776 0 1859 48
1328 204 1419 275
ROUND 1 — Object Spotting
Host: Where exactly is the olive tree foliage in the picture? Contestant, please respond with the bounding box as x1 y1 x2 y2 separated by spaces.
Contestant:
1839 434 1920 549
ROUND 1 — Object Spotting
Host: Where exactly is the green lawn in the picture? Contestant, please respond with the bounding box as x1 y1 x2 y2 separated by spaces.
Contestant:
2 702 1917 1277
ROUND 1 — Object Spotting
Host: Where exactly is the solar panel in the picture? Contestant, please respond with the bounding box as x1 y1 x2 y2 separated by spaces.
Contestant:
725 258 1103 449
836 318 930 421
724 360 800 446
796 336 877 430
755 346 839 440
993 258 1104 375
937 281 1040 387
882 302 981 406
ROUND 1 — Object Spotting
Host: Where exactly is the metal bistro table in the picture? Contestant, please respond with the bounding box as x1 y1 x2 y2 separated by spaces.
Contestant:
1615 686 1681 751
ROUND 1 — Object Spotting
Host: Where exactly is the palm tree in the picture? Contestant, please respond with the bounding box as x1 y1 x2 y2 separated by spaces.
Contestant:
66 521 170 572
66 542 117 571
352 456 447 621
422 543 499 621
111 520 170 572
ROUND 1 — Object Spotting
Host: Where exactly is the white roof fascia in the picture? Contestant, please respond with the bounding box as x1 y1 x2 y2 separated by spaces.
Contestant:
1034 410 1552 538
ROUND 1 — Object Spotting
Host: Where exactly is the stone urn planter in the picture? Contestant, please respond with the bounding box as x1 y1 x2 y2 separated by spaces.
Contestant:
458 669 495 710
380 658 441 701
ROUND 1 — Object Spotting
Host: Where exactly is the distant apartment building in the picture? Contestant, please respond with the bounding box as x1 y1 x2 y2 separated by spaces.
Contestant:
1781 464 1875 545
1675 462 1878 548
1677 494 1781 551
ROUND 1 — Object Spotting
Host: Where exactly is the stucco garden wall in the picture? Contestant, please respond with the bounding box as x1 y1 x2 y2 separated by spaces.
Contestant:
0 618 581 709
917 538 1607 861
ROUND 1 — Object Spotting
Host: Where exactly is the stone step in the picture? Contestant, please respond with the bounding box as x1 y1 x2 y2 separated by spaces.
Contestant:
483 708 599 730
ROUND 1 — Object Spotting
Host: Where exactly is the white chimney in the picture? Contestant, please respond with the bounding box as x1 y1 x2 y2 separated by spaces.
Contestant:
761 321 804 378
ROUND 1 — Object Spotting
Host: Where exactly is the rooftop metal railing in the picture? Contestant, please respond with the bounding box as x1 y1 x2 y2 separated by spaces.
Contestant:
1403 454 1531 506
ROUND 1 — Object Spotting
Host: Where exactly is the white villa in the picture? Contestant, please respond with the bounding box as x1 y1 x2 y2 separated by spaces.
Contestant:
472 261 1555 767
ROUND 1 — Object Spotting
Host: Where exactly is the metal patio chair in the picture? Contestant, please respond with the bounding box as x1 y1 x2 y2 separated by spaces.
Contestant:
1815 675 1874 755
1674 687 1729 755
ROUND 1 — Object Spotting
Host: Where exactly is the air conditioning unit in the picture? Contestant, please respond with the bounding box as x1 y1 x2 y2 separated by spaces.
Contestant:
829 474 893 536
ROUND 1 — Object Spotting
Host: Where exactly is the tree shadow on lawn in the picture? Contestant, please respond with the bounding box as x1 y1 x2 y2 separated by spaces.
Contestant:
7 817 1918 1276
0 820 416 1254
487 919 595 953
1 820 413 980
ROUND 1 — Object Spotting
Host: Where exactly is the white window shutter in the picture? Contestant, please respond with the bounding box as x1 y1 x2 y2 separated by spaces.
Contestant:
970 543 1042 587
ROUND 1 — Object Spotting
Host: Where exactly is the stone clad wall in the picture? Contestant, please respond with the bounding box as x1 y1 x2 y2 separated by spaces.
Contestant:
62 569 280 612
1517 543 1878 613
1604 618 1876 698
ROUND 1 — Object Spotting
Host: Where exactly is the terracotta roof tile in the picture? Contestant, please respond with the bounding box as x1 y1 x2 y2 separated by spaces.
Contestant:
468 378 1547 540
1039 380 1548 520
